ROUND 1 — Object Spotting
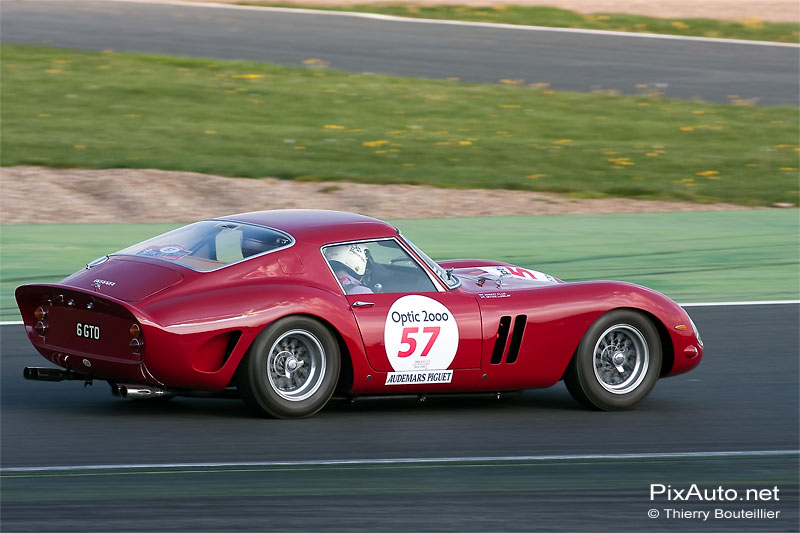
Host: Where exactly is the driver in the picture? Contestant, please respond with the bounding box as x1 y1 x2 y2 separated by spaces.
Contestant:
326 244 373 294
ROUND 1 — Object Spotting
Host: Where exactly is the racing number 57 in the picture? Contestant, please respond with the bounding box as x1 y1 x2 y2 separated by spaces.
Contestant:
397 326 441 358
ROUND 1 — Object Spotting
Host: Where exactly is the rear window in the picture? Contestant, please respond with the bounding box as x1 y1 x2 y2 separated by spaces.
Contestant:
113 220 293 271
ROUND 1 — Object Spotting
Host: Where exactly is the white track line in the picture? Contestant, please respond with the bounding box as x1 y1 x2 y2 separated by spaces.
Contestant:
681 300 800 307
1 300 797 326
2 449 796 473
107 0 799 48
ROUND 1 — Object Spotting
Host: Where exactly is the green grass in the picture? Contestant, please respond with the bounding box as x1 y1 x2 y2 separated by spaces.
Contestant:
1 44 799 207
2 211 797 321
241 3 800 43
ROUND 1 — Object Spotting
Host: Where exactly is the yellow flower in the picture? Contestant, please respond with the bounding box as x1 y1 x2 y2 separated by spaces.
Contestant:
204 130 217 135
38 113 52 118
603 151 619 155
324 125 346 130
99 65 112 69
73 144 86 150
680 126 695 132
692 110 705 114
302 58 329 67
293 146 307 150
447 77 460 82
780 167 798 171
635 83 648 89
458 140 472 146
500 104 521 109
499 79 524 85
741 17 765 29
553 139 572 144
527 174 547 179
670 21 690 29
696 170 719 176
608 157 634 166
403 163 415 167
45 69 62 74
362 140 388 147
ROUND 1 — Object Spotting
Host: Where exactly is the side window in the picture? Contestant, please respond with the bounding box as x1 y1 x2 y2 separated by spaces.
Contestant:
323 240 437 295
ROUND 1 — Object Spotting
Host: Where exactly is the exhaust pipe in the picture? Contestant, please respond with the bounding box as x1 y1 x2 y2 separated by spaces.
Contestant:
116 384 170 400
24 367 87 382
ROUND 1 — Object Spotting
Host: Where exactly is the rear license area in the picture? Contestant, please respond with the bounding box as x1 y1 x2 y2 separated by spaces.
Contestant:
76 322 101 341
17 287 143 363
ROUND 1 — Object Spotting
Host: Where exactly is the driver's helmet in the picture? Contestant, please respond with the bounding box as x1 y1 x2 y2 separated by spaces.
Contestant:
326 244 368 277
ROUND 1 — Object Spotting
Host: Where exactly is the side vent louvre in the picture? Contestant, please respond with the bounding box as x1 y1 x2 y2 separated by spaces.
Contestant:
505 315 527 364
491 316 511 364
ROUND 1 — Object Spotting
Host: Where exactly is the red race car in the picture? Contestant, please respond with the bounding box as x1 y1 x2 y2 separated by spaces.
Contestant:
16 210 703 418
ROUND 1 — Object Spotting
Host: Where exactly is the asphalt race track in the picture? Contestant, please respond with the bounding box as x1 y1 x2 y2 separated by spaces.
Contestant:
2 0 798 105
1 304 798 531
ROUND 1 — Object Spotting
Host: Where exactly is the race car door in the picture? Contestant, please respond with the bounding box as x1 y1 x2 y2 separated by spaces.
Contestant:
323 239 482 375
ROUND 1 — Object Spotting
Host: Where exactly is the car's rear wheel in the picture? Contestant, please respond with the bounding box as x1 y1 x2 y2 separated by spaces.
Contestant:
565 310 661 410
237 316 340 418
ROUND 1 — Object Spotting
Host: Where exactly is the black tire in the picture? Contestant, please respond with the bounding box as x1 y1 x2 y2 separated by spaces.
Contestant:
564 310 662 411
237 316 340 418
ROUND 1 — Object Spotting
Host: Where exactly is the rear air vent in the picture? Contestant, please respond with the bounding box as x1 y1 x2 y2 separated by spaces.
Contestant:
505 315 527 364
491 316 511 364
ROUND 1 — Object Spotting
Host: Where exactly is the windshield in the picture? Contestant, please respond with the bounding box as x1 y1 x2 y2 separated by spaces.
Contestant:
400 234 460 290
113 220 293 272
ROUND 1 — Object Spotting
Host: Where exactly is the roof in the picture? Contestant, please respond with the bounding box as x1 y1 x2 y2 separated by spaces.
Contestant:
221 209 398 246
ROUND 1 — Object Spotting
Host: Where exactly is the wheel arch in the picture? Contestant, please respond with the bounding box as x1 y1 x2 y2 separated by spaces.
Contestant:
606 307 674 378
560 306 674 380
229 311 354 393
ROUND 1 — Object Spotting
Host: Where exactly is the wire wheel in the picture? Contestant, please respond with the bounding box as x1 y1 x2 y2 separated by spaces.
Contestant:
564 310 662 411
266 329 326 402
592 324 649 395
237 316 340 418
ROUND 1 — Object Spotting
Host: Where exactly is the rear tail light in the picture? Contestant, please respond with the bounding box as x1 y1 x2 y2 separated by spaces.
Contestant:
129 323 144 357
34 320 48 337
34 306 49 337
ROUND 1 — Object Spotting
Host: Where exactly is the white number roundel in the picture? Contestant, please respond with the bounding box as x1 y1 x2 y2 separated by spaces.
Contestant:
384 295 459 371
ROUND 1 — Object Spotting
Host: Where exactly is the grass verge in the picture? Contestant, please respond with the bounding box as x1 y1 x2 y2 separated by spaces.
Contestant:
1 44 799 207
240 3 800 43
2 211 797 321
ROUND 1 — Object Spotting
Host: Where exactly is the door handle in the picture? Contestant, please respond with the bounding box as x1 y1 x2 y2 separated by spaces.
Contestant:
351 301 375 308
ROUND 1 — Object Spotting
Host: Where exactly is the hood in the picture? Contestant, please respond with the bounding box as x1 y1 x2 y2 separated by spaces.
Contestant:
454 264 561 292
60 256 184 302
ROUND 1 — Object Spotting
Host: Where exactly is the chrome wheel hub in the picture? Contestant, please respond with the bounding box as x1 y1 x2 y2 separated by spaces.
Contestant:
593 324 649 395
266 330 326 401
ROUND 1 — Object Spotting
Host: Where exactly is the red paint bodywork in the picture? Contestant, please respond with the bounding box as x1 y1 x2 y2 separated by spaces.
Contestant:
15 210 703 397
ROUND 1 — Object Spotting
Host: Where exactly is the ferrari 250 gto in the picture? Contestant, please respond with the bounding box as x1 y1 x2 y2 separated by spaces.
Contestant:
16 210 703 418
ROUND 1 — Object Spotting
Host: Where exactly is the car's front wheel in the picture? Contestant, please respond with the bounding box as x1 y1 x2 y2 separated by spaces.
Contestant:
237 316 340 418
565 310 662 410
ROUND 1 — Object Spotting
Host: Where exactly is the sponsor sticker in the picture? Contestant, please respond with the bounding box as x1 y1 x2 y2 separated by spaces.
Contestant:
385 370 453 385
137 245 190 260
384 295 459 372
481 266 557 283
